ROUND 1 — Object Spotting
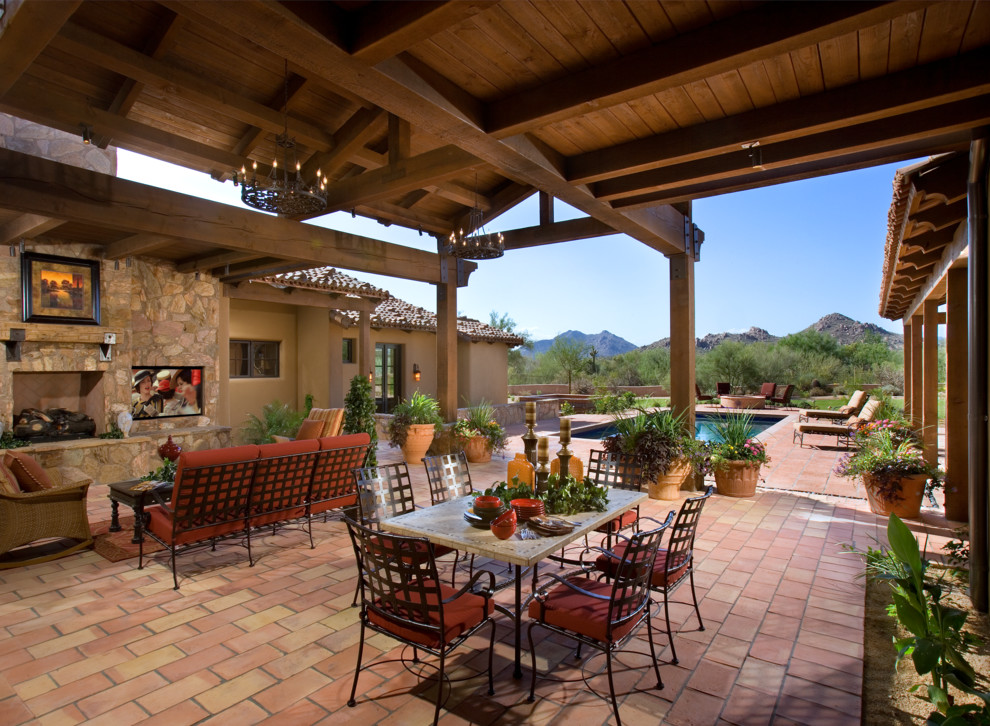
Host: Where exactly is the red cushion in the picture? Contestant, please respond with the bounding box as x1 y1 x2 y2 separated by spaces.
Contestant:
4 451 54 491
595 545 690 588
368 581 492 648
310 493 357 514
595 509 637 534
317 432 371 450
248 507 306 528
145 504 246 545
527 576 640 643
0 460 21 494
295 419 325 440
257 439 319 458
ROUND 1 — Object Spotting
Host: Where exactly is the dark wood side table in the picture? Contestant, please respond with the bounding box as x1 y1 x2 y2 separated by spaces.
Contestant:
108 479 174 544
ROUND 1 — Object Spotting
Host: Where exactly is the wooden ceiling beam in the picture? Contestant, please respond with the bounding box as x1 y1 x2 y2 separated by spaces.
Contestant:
52 22 335 149
0 147 471 285
220 260 312 284
300 107 387 181
568 46 990 185
103 234 178 260
355 202 451 236
603 99 990 206
176 250 257 274
486 1 938 137
451 181 534 237
167 0 685 254
0 0 80 97
224 282 378 312
501 217 617 251
322 145 481 212
350 1 493 64
0 213 64 245
611 133 972 210
907 198 968 233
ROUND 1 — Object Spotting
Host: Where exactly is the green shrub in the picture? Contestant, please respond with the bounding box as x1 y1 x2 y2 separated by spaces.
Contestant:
343 374 377 467
241 400 305 444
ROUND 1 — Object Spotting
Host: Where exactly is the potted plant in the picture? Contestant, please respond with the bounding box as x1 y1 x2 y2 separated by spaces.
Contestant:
343 374 378 467
707 412 770 498
834 418 942 518
385 391 443 463
453 400 507 463
601 409 704 500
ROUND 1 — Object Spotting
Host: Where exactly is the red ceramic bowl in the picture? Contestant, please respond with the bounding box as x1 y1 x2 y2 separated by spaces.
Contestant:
509 498 542 509
490 510 516 539
474 495 503 511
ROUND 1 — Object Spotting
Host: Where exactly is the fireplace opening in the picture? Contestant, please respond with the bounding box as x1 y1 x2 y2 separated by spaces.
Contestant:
12 371 105 442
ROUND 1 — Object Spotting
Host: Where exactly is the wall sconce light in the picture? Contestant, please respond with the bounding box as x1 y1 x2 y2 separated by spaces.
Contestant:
368 370 374 384
81 124 93 144
413 363 421 382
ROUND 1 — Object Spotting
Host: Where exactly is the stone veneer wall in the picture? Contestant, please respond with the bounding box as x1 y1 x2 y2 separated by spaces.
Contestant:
0 115 226 480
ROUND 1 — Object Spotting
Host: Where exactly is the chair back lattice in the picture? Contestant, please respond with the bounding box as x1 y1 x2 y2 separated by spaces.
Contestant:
423 452 473 505
171 459 256 532
664 486 714 580
353 463 417 527
606 512 672 638
251 447 318 520
587 450 643 492
344 517 445 638
309 444 369 506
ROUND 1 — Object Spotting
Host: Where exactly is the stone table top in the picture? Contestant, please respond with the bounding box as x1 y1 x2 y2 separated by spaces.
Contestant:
380 488 647 567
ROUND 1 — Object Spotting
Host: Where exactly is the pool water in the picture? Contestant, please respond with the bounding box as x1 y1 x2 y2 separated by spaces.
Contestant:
573 412 779 443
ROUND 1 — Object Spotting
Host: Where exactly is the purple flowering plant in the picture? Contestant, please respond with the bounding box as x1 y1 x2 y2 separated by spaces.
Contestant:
706 412 771 472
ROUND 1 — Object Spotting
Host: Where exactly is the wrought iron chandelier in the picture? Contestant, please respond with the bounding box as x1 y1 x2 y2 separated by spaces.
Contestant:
232 62 327 216
443 176 504 259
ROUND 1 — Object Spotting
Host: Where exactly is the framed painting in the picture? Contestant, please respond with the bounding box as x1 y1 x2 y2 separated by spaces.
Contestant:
22 252 101 325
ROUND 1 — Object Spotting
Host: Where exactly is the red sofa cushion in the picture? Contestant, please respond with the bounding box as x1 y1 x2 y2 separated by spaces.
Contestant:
4 451 55 492
145 504 246 545
317 432 371 450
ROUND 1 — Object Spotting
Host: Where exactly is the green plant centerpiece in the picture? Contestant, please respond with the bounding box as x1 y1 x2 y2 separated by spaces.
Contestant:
834 417 941 518
385 391 443 462
706 411 770 498
141 457 177 485
601 408 706 500
343 374 378 467
482 474 608 516
240 400 306 444
453 399 506 463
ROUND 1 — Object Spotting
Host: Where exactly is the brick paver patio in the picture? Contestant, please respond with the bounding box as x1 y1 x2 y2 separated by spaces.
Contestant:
1 408 962 725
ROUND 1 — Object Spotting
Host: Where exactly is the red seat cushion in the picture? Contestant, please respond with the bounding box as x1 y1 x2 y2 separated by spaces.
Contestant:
4 451 55 491
594 544 690 588
595 509 637 534
145 504 246 545
368 535 453 560
527 576 640 643
368 581 493 648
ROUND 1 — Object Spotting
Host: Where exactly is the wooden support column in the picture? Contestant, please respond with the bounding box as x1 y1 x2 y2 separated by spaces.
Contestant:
436 255 458 422
669 253 696 438
911 313 924 431
903 319 913 421
945 266 969 521
358 310 373 392
218 294 230 427
922 299 940 465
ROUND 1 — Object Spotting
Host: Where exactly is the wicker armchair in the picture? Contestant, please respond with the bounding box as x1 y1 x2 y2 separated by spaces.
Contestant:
0 468 93 569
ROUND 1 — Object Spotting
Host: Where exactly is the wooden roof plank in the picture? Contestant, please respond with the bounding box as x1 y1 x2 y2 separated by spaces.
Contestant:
103 234 178 260
0 0 81 97
224 281 378 312
501 217 618 250
485 1 937 137
0 213 64 245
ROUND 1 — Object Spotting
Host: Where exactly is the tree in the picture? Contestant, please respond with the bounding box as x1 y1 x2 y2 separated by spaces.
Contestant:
778 329 841 358
343 374 378 466
588 345 598 374
546 337 588 393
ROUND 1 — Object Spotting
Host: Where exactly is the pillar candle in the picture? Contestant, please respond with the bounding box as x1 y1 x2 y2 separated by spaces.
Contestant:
537 436 549 461
525 401 536 425
559 417 570 442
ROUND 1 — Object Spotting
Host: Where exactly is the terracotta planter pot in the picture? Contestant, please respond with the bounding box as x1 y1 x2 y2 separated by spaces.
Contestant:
714 460 761 498
463 435 492 463
648 458 692 500
863 472 928 519
400 423 436 463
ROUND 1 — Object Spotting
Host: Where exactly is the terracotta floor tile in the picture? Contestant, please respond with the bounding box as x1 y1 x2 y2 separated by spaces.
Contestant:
687 659 739 698
664 686 726 726
721 685 776 725
748 634 793 666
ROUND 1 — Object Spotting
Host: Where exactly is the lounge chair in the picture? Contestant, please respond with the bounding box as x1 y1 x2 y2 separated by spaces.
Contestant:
695 384 714 402
272 407 345 443
769 384 794 409
759 382 776 405
798 391 869 423
716 382 731 396
792 399 880 448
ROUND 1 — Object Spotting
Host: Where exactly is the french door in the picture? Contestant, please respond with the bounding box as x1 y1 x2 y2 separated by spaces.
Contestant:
375 343 402 413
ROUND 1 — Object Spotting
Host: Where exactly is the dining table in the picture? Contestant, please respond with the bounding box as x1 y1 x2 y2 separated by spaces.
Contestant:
380 488 648 678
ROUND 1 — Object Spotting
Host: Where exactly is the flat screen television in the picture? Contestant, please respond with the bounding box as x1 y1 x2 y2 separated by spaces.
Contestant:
131 366 204 419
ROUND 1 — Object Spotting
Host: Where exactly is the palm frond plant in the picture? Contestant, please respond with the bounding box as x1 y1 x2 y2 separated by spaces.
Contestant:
240 400 305 444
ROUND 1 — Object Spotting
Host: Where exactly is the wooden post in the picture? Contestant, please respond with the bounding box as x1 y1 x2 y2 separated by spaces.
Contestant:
358 310 373 393
922 299 940 465
903 319 913 422
944 267 968 521
218 295 230 426
436 255 458 422
669 253 696 435
910 313 924 431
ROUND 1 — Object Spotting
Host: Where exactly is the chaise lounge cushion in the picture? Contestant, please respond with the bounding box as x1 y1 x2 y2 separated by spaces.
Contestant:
4 451 55 492
294 418 326 440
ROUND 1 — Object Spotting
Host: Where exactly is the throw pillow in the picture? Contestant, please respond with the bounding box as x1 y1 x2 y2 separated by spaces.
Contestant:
4 451 55 492
295 418 325 440
0 460 20 495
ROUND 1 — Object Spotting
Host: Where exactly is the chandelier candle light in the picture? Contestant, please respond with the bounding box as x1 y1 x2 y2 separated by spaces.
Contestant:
443 174 504 259
232 61 327 217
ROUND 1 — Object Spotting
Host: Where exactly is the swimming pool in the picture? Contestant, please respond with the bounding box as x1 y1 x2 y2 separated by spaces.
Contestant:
573 412 780 443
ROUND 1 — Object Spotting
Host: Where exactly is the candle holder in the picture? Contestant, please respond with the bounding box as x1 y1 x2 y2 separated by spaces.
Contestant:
536 438 550 494
556 442 573 487
522 402 538 467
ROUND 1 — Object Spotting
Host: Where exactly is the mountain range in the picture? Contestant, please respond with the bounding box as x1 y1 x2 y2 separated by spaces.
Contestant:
527 314 903 357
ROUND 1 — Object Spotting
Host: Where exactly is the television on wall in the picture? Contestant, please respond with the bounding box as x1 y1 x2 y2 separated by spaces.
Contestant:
131 367 204 419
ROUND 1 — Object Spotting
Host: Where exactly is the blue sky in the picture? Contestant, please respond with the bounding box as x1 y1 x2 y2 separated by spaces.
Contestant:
118 151 919 348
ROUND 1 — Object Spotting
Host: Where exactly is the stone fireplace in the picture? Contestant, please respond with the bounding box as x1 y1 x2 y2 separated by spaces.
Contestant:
12 371 106 436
